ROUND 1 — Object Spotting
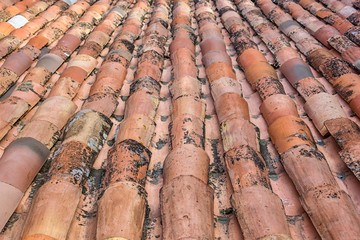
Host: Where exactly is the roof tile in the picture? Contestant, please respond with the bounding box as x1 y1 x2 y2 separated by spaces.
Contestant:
0 0 359 238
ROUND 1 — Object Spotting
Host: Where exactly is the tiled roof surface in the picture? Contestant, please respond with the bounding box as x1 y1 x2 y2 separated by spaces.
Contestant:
0 0 359 239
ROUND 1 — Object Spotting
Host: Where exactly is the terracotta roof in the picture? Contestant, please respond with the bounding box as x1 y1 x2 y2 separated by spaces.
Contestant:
0 0 359 239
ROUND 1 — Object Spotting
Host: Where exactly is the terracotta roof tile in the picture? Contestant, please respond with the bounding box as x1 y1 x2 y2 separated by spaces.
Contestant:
0 0 38 23
0 0 359 239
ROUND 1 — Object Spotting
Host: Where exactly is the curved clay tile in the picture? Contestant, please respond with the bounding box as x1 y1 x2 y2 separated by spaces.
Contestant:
6 0 145 238
229 0 360 179
0 1 108 144
66 168 104 239
0 102 39 156
317 0 360 25
0 0 359 238
0 1 70 58
1 1 135 239
141 38 173 235
0 0 20 10
0 0 38 23
325 118 360 179
277 0 360 70
97 1 171 239
159 0 215 239
231 0 360 238
196 1 291 239
0 137 49 230
294 0 360 45
204 113 244 238
254 0 360 181
0 0 56 40
82 1 149 118
339 0 357 7
0 0 91 97
21 111 111 240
